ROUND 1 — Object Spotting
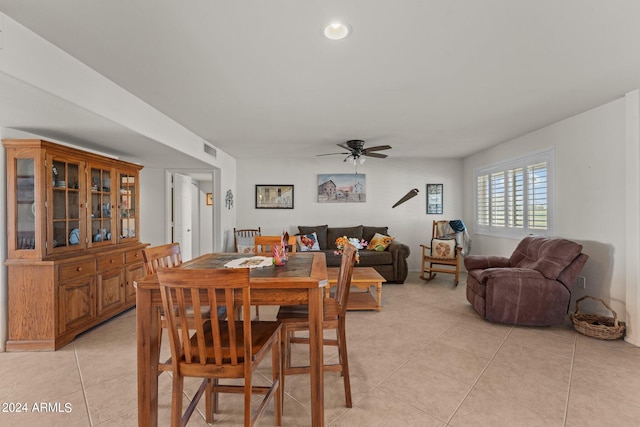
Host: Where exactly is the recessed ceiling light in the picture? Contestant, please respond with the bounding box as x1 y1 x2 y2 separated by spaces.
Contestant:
323 22 350 40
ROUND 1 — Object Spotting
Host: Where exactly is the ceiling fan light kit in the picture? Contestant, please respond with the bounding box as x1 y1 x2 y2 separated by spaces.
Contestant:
318 139 392 165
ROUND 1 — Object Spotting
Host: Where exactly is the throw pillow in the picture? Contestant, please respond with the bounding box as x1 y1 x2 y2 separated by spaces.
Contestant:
363 226 389 243
237 244 255 254
431 238 456 259
367 233 394 251
296 232 320 251
298 225 328 250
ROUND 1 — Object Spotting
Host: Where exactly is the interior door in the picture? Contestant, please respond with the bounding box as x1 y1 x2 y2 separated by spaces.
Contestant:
173 173 193 261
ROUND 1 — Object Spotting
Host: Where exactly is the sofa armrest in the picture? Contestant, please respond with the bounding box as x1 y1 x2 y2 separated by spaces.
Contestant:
478 267 545 284
464 255 510 271
387 240 410 283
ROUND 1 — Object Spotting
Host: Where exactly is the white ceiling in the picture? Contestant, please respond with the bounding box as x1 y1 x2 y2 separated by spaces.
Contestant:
1 1 640 161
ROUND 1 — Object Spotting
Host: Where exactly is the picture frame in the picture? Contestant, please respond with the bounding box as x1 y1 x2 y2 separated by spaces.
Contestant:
255 185 294 209
426 184 443 214
206 193 213 206
317 174 366 203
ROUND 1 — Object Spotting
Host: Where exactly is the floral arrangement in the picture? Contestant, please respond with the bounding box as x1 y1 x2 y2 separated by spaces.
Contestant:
272 231 289 266
334 236 367 263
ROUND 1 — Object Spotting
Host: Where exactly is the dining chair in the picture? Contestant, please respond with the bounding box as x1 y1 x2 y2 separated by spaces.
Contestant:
142 243 211 374
254 235 297 255
234 227 261 253
156 267 282 427
276 242 357 407
252 235 297 320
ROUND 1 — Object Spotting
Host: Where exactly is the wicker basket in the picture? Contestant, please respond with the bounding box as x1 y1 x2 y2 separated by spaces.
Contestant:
571 295 625 340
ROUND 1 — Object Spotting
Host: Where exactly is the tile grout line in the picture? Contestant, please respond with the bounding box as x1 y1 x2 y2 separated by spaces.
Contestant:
73 343 94 426
445 325 515 425
562 333 578 427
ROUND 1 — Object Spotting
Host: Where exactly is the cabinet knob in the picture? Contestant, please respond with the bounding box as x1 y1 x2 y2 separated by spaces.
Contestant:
77 267 82 271
109 259 114 263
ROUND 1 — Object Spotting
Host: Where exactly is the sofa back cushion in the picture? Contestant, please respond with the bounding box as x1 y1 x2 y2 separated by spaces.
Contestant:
327 225 364 250
509 236 583 280
298 225 329 250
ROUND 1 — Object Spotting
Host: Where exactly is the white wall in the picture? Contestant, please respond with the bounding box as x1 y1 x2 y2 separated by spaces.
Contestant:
236 156 464 271
463 98 628 318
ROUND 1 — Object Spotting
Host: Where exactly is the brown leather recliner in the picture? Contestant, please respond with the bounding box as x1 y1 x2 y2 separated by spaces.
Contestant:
465 236 589 326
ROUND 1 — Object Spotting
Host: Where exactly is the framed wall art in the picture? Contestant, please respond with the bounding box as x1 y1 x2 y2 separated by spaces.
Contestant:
426 184 443 214
317 174 366 203
255 185 294 209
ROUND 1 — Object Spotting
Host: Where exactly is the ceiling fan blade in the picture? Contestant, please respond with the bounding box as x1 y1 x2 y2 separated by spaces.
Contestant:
364 152 388 158
316 152 349 156
363 145 392 152
337 143 352 151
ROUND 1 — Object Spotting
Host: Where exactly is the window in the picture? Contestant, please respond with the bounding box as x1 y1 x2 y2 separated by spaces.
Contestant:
475 148 554 237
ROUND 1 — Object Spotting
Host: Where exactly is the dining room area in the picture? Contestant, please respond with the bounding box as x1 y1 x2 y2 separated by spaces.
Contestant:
2 262 639 426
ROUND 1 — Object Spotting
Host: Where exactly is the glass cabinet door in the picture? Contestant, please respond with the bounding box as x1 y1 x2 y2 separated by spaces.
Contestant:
89 166 114 246
50 158 83 253
16 158 36 251
119 172 137 242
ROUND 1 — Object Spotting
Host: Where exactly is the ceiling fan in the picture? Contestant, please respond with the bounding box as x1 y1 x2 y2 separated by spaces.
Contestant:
317 140 392 164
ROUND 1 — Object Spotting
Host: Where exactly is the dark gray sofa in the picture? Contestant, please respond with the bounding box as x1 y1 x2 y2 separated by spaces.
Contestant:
297 225 410 283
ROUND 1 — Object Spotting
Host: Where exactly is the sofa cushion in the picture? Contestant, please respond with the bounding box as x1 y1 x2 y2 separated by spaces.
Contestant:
324 249 392 267
509 236 583 280
367 232 394 251
327 225 363 250
298 225 328 250
296 232 320 251
362 226 389 243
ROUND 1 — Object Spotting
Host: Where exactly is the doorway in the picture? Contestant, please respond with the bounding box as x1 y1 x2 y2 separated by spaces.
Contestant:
166 170 215 261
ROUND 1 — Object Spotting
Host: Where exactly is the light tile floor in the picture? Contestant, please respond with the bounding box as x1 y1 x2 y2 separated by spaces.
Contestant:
1 272 640 426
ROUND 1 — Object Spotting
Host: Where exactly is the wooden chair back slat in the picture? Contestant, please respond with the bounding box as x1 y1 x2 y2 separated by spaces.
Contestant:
334 243 357 313
142 243 182 275
156 267 250 369
254 235 297 255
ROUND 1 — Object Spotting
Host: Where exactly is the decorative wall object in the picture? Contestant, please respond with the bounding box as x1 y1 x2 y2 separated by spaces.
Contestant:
392 188 419 208
225 190 234 209
317 174 366 203
426 184 443 214
255 185 294 209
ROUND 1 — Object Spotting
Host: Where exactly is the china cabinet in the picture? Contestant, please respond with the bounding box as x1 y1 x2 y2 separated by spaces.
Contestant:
3 139 147 351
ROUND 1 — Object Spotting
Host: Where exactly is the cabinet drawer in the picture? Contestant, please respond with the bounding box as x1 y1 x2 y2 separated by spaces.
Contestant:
97 254 124 271
59 259 97 281
125 249 143 264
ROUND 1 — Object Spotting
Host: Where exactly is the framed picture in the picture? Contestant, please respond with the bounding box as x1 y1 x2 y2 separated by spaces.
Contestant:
426 184 443 214
317 174 366 203
255 185 294 209
206 193 213 205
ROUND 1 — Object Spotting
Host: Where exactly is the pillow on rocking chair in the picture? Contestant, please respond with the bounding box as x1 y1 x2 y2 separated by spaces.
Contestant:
431 238 456 259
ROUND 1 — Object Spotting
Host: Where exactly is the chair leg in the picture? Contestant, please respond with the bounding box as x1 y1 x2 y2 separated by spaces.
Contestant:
244 375 252 427
337 323 352 408
272 333 282 425
170 372 184 427
205 379 213 423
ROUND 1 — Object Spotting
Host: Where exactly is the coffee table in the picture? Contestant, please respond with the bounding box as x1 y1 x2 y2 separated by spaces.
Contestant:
325 267 384 311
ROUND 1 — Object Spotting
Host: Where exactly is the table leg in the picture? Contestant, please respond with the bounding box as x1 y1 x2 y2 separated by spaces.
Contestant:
308 287 324 427
376 282 382 311
137 288 160 427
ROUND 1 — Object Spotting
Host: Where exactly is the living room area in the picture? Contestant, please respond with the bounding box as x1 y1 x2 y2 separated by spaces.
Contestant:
1 2 640 426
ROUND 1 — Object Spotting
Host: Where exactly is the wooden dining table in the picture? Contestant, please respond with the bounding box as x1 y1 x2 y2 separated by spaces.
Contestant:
135 252 328 427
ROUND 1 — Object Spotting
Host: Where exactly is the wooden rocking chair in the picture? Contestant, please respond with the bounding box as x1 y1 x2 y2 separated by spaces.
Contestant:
420 220 462 286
